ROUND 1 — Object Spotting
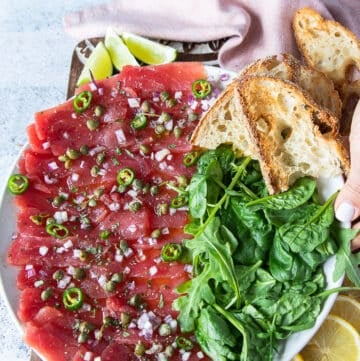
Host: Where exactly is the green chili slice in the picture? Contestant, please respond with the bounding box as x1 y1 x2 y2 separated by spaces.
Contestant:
46 223 70 239
183 151 199 167
116 167 135 186
62 287 84 311
130 114 148 130
170 195 187 209
7 174 29 195
175 336 194 351
161 243 183 262
73 90 92 113
192 79 212 99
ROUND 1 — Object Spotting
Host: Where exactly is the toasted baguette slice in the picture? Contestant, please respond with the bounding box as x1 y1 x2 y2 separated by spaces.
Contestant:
238 76 349 193
240 53 342 119
293 7 360 86
190 81 258 158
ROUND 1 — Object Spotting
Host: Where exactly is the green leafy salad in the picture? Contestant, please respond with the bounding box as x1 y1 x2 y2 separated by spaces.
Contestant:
171 145 360 361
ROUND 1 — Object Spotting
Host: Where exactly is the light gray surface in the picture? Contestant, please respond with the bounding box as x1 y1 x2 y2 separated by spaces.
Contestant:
0 1 103 359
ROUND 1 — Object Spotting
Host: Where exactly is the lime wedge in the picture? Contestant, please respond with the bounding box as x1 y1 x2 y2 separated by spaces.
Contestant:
104 27 139 71
77 41 113 86
121 32 177 65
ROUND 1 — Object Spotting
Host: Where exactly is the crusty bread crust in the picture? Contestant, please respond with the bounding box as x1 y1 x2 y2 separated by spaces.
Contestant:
293 7 360 86
239 53 342 119
191 74 349 194
237 76 349 193
190 80 259 158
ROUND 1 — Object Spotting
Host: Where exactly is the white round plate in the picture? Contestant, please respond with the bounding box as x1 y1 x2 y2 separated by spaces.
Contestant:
0 66 345 361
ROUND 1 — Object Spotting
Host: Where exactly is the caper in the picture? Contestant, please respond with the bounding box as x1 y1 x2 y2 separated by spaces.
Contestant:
64 159 72 169
176 175 188 188
86 119 99 131
150 185 159 196
104 280 116 293
94 105 105 117
41 287 53 301
79 144 89 155
96 152 106 165
132 178 144 191
156 203 169 216
120 312 131 327
151 229 161 238
52 195 65 207
174 126 182 139
188 112 198 122
141 100 151 113
111 272 123 283
58 154 69 162
66 148 81 160
160 91 170 101
99 229 111 240
165 98 177 108
52 269 64 281
129 201 142 213
88 198 97 207
117 184 127 193
160 111 171 123
73 267 86 280
155 124 165 135
46 217 56 225
139 144 150 155
79 250 88 262
134 342 146 356
77 332 89 344
93 187 105 198
90 165 100 177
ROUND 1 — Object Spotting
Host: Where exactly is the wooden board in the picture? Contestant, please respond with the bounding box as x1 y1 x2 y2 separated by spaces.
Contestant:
66 37 227 98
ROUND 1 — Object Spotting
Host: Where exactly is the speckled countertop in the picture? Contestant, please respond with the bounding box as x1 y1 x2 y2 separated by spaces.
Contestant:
0 1 103 359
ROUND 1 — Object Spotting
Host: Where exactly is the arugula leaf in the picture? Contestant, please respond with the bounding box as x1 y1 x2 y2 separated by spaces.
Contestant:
185 217 242 308
173 264 216 332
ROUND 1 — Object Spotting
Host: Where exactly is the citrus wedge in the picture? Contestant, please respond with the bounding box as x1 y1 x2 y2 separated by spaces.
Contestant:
291 354 304 361
104 27 139 71
77 41 113 86
330 295 360 331
300 315 360 361
121 32 177 65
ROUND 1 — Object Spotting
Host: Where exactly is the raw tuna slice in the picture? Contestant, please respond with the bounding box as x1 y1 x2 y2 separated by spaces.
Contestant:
7 62 218 361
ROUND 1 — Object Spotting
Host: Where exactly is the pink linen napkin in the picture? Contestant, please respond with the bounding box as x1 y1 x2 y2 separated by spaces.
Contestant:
63 0 360 72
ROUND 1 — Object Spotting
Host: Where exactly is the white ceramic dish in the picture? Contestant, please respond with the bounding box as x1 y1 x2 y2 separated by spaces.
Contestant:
0 66 345 361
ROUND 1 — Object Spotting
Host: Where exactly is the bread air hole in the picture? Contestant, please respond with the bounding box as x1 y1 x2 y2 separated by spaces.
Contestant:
217 124 227 132
256 117 270 133
311 111 332 134
281 127 292 141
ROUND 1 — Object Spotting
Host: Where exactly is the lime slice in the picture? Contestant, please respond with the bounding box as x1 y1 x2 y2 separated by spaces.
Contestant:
104 27 139 71
77 41 113 86
121 32 177 65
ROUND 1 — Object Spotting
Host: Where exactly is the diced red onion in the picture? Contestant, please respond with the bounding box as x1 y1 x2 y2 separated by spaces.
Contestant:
148 266 158 276
48 161 58 170
128 97 140 108
39 246 49 256
115 129 126 144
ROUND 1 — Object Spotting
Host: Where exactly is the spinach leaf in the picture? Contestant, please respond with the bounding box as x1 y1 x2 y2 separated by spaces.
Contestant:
332 224 360 286
278 195 335 253
195 307 240 361
246 177 316 210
